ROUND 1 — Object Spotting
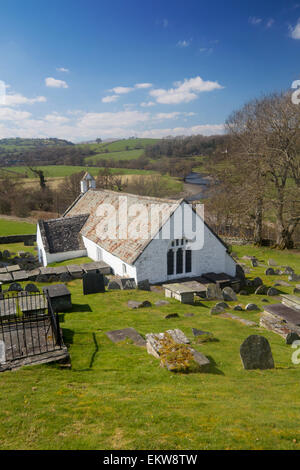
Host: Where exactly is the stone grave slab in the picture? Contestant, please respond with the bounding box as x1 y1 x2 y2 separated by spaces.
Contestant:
67 265 83 279
6 265 21 273
54 266 68 274
42 284 72 312
12 271 29 281
0 273 12 283
106 328 146 347
82 271 105 295
281 295 300 312
264 303 300 325
240 335 274 370
219 313 257 327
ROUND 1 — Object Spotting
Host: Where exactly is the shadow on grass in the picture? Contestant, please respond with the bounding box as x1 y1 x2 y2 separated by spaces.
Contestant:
62 328 75 346
71 303 92 313
205 356 225 376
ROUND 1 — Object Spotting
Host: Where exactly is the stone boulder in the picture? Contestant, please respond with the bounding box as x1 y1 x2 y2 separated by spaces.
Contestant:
240 335 274 370
165 313 179 319
215 301 229 310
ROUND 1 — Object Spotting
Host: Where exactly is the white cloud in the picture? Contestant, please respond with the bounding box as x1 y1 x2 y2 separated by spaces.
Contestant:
0 107 32 121
1 93 46 106
56 67 69 73
177 40 190 48
109 86 134 94
249 17 262 25
140 101 156 107
44 113 70 123
45 77 69 88
102 95 119 103
149 76 223 105
289 19 300 38
135 83 153 89
139 124 225 138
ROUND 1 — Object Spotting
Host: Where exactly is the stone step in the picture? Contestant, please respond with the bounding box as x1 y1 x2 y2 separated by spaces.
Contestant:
281 294 300 311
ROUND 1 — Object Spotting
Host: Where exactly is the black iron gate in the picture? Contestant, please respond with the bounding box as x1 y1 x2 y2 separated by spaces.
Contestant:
0 291 63 362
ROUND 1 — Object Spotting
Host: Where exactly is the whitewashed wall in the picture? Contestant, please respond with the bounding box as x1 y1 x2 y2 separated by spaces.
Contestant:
36 224 87 267
82 236 137 280
133 202 236 284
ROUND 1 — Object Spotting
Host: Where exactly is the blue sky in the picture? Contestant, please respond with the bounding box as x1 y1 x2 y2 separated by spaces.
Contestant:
0 0 300 142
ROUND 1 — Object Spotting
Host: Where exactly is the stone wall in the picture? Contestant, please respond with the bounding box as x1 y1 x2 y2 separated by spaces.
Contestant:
0 234 36 245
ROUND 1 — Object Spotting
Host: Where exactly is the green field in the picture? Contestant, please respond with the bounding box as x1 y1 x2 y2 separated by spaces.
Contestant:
0 245 300 449
79 138 158 154
0 218 36 236
0 165 155 178
85 149 145 164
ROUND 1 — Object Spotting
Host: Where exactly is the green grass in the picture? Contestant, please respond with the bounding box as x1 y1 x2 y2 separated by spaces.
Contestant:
0 245 300 449
79 138 158 154
48 256 92 267
0 219 36 236
85 149 145 164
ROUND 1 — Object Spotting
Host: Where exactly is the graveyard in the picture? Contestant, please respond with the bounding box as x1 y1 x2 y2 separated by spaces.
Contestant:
0 239 299 449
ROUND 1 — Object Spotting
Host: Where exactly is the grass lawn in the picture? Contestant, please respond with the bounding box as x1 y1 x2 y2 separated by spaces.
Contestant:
48 256 92 267
0 245 300 449
0 219 36 236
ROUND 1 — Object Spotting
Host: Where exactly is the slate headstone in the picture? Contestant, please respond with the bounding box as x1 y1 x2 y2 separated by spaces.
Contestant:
255 285 268 295
286 332 300 345
107 280 121 290
265 268 276 276
8 282 23 292
137 279 151 291
245 303 259 311
25 283 40 293
222 287 237 302
120 278 136 290
267 287 279 297
83 271 105 295
106 328 146 347
240 335 274 370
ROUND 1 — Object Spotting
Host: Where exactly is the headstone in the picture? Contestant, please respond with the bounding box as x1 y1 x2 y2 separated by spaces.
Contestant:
236 264 246 281
265 268 275 276
294 288 300 295
253 277 263 288
289 274 300 282
206 283 223 300
107 280 121 290
25 283 40 293
245 303 259 311
138 279 151 291
255 285 268 295
267 287 279 297
120 278 136 290
240 335 274 370
284 266 294 275
8 282 23 292
216 301 229 310
128 300 152 309
106 328 146 347
192 328 214 342
165 313 179 319
83 271 105 295
3 250 10 258
251 259 258 267
233 305 243 311
222 287 237 302
59 272 73 282
286 332 300 345
210 305 225 315
0 340 5 364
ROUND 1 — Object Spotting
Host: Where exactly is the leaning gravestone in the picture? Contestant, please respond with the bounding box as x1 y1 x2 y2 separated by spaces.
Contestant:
265 268 275 276
206 284 223 300
240 335 274 370
222 287 237 302
0 340 5 364
83 271 105 295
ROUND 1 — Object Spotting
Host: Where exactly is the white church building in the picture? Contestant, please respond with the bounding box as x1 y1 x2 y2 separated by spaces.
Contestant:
36 172 237 284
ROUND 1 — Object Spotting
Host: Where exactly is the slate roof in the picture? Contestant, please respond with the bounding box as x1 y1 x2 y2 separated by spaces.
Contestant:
65 189 182 264
38 214 89 254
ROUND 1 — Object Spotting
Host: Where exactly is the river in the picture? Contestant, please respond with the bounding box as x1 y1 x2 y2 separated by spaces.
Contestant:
183 172 211 201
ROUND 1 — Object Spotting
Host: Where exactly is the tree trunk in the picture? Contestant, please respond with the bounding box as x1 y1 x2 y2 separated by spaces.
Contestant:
253 197 263 245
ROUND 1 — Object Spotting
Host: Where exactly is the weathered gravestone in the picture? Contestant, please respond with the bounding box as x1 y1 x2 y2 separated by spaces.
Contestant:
206 283 223 300
222 287 237 301
120 278 136 290
138 279 150 291
240 335 274 370
43 284 72 312
106 328 146 347
286 332 300 345
25 283 40 293
107 280 121 290
8 283 23 292
83 270 105 295
128 300 152 309
0 340 5 364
